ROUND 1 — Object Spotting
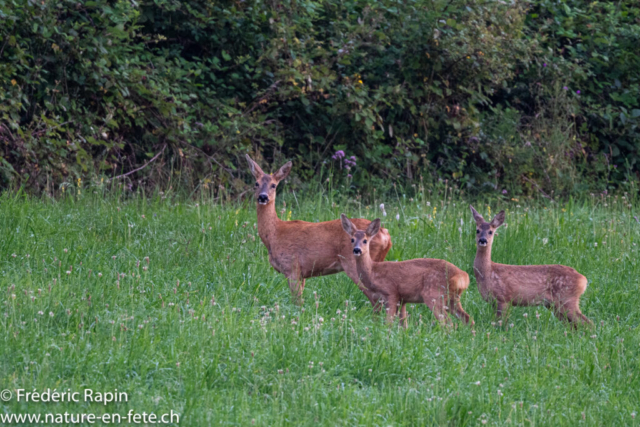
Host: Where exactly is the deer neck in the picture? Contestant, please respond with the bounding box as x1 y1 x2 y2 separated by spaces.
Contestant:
473 243 493 282
354 253 375 286
256 200 280 250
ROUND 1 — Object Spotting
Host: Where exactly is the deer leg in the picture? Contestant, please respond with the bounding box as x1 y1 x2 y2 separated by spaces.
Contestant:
424 295 451 327
399 303 408 328
384 295 399 324
449 293 472 325
496 301 508 319
553 300 588 328
287 276 305 306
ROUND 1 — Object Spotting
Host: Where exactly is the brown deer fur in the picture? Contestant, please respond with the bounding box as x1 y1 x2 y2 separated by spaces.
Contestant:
470 205 591 326
340 214 471 327
245 155 392 305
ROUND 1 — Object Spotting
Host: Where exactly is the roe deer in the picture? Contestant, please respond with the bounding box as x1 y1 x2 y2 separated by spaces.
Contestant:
340 214 471 327
245 155 392 305
470 205 591 326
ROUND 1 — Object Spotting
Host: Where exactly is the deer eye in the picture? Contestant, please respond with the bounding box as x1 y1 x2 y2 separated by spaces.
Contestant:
489 231 493 235
363 239 367 244
351 238 354 243
255 182 259 187
476 229 480 234
271 184 276 189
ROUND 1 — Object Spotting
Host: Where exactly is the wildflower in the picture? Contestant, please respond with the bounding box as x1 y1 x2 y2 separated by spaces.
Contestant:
523 313 528 318
502 189 507 194
475 381 481 386
543 63 547 67
49 312 54 317
38 311 44 315
576 90 581 94
66 271 71 275
594 242 598 247
563 86 568 90
176 362 180 368
396 213 400 220
542 238 548 245
98 273 102 277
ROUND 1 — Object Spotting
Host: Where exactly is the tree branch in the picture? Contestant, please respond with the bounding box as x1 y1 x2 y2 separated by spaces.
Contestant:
110 144 167 181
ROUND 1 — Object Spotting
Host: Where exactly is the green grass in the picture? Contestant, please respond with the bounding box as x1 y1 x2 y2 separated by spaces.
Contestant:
1 187 639 426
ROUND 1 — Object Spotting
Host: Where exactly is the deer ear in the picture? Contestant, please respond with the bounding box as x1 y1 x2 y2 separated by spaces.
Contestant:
491 210 506 228
366 219 381 238
470 205 485 224
340 214 355 236
273 161 292 182
245 154 265 180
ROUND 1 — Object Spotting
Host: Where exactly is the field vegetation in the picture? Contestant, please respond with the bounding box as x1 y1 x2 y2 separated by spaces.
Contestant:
2 184 639 425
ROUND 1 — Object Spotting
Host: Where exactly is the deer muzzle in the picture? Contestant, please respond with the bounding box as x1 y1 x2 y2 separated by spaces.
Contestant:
257 194 269 204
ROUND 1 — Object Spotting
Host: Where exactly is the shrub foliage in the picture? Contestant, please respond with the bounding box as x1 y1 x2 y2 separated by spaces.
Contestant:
1 0 638 195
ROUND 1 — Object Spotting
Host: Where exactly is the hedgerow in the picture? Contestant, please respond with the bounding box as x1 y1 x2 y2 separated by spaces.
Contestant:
1 0 638 196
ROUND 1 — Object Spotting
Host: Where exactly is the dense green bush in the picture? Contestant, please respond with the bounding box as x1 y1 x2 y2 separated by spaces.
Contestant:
0 0 638 196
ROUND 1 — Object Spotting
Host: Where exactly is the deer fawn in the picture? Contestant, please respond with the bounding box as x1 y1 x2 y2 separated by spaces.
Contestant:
245 155 392 305
470 205 591 326
340 214 471 327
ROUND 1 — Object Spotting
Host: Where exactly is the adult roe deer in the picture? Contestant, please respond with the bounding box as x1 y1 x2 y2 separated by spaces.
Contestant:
470 205 591 326
245 155 392 305
340 214 471 327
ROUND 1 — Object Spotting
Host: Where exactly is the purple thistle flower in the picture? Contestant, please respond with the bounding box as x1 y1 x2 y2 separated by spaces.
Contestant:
347 174 352 178
350 156 356 161
335 150 345 159
576 90 581 94
563 86 568 90
502 189 507 195
543 63 547 67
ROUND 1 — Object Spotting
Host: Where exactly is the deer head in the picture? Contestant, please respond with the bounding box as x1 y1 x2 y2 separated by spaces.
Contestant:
470 205 505 248
340 214 381 257
245 155 292 205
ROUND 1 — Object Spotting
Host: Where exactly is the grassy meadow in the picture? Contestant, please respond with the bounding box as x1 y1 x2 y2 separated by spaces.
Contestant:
1 185 640 426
